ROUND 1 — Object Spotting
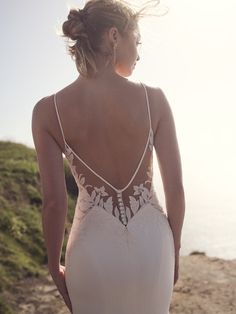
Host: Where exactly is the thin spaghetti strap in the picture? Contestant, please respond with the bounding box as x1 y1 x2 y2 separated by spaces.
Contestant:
140 82 152 131
54 93 66 145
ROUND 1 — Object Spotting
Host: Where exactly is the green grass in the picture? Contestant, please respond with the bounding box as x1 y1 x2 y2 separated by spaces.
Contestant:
0 141 77 312
0 295 14 314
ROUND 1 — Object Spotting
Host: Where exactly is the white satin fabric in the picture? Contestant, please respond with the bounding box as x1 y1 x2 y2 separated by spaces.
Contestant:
65 200 175 314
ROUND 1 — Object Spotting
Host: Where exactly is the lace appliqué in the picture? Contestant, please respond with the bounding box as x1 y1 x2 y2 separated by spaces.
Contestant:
149 128 153 151
64 128 163 225
70 173 158 224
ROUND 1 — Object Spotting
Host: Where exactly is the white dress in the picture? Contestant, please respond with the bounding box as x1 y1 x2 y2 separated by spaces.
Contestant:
54 82 175 314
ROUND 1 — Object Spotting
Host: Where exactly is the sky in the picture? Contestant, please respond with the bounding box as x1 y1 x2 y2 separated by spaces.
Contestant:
1 0 236 259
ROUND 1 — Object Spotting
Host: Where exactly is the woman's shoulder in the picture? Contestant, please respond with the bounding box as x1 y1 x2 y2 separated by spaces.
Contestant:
31 93 58 132
32 79 72 115
32 94 53 117
141 82 164 97
139 83 172 136
144 83 171 115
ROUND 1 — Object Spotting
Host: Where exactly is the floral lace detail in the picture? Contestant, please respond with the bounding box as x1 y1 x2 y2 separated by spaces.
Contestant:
149 128 154 151
72 173 162 225
65 144 84 186
65 142 164 226
62 125 165 227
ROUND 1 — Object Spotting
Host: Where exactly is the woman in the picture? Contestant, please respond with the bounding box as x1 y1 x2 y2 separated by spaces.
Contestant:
32 0 185 313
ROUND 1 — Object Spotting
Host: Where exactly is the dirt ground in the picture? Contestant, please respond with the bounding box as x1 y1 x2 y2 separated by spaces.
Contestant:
3 252 236 314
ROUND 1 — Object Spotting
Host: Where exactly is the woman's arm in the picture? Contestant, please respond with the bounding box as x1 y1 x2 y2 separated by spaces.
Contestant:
31 97 68 276
153 88 185 253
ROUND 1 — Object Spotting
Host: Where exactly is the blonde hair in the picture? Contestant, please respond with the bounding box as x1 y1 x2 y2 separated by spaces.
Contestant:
60 0 163 78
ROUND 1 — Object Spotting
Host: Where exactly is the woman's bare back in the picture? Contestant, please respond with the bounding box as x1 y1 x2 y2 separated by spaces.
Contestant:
48 78 160 189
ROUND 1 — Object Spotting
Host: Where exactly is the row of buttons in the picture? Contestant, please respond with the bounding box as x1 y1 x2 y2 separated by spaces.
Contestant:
117 191 127 226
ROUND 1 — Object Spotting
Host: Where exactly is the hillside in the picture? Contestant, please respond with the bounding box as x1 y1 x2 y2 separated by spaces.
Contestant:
0 141 77 313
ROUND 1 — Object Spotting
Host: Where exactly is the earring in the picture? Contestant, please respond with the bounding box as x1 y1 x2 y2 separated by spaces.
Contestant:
113 42 117 65
104 42 117 68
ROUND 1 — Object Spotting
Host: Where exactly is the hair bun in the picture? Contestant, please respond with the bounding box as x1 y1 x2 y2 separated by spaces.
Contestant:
63 8 86 41
67 9 81 21
67 8 86 24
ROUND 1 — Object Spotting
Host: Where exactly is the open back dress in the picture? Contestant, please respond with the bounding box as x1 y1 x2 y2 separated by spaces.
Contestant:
54 82 175 314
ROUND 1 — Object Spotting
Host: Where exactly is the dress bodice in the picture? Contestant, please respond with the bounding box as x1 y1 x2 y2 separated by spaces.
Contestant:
54 82 164 228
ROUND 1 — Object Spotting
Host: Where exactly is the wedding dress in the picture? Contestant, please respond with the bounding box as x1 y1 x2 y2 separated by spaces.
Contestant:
53 82 175 314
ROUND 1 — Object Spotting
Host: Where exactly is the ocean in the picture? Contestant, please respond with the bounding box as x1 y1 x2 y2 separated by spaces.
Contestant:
153 156 236 261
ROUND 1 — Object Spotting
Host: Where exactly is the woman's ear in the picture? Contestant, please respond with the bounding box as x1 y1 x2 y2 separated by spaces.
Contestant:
108 26 119 45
